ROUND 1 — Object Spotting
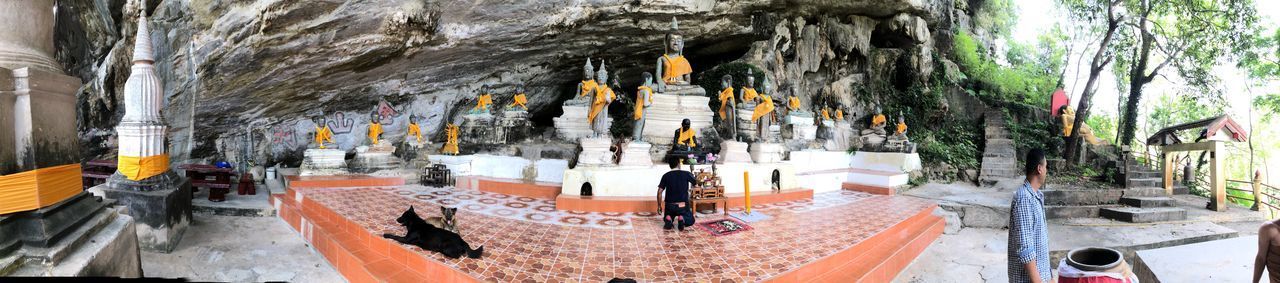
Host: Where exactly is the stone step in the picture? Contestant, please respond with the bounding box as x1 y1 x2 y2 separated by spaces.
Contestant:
980 169 1021 178
985 139 1014 148
1127 177 1163 188
1119 196 1177 208
1041 188 1170 206
1099 207 1187 223
983 150 1017 158
1127 170 1162 179
1046 205 1120 219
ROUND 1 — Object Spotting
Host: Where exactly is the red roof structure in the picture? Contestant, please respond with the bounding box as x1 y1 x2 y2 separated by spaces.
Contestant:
1050 89 1069 117
1144 115 1249 146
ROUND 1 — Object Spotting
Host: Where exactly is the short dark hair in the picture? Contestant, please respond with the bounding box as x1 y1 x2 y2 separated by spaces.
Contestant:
1025 148 1046 176
668 157 680 169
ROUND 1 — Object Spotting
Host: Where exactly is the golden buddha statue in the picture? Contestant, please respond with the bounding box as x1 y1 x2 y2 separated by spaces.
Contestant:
442 123 460 155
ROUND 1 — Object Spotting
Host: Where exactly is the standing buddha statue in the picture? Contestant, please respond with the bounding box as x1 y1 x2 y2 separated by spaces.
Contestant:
578 58 598 102
633 72 656 141
752 84 776 142
588 60 615 137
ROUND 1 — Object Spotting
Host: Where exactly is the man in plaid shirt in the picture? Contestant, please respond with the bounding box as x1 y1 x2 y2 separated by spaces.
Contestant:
1009 148 1051 283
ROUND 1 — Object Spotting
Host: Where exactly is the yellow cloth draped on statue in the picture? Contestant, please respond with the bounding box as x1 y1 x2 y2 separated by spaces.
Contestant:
822 108 831 121
872 114 886 127
752 96 775 122
635 86 653 120
897 122 907 134
836 109 844 120
580 80 598 98
368 123 383 145
788 96 801 110
1060 108 1102 145
742 88 759 102
473 94 493 111
718 87 735 119
315 126 334 149
509 93 528 110
588 86 615 123
119 154 169 181
442 124 460 155
408 123 422 143
662 54 693 84
0 164 83 214
678 128 697 148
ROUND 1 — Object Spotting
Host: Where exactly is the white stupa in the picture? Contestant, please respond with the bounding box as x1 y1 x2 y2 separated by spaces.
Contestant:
116 1 169 181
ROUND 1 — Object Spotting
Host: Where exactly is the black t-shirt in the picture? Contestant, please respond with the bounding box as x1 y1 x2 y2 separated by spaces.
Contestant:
659 170 696 203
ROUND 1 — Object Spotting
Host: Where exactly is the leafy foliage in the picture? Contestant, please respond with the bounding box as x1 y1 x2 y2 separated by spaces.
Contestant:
1005 110 1062 158
973 0 1019 39
916 117 982 170
952 31 1060 107
1084 113 1117 143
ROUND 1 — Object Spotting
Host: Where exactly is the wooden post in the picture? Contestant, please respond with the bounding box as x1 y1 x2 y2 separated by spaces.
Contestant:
1210 142 1227 212
1162 150 1174 195
1255 170 1264 212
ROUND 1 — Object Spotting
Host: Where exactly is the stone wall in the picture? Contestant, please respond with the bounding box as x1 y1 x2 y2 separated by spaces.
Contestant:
53 0 979 166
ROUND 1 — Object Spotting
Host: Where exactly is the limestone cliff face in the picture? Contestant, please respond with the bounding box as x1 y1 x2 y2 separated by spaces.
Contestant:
55 0 974 166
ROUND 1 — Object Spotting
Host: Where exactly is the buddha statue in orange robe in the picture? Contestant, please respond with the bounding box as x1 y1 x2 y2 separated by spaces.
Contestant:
656 18 693 92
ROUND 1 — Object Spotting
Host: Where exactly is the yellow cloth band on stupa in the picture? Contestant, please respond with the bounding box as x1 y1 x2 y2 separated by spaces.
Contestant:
118 154 169 181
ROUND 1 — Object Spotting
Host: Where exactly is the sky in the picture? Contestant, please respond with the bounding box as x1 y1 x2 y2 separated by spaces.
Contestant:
1012 0 1280 121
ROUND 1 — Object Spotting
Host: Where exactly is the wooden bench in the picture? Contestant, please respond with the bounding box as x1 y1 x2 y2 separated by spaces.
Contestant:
179 164 236 202
81 159 117 190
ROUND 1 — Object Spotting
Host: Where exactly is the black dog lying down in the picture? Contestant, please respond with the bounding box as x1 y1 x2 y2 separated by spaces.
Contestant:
382 206 483 259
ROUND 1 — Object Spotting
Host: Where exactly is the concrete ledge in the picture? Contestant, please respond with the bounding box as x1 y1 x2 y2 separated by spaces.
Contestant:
469 177 561 200
771 203 941 282
842 182 896 195
554 188 814 213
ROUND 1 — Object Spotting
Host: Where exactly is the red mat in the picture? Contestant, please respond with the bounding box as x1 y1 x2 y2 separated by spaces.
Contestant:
697 218 753 237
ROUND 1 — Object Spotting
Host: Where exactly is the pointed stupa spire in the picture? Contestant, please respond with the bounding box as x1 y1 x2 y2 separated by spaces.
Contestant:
132 0 154 63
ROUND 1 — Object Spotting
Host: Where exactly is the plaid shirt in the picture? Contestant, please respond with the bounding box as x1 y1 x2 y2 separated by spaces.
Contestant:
1008 182 1051 282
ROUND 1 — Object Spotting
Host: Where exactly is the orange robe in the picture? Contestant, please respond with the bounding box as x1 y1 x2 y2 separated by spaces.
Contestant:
872 114 886 128
473 94 493 111
718 87 735 119
896 122 907 135
407 123 422 143
821 109 831 121
315 126 334 149
367 123 382 145
678 128 697 148
836 109 844 120
588 86 615 123
661 54 693 84
787 96 801 110
508 93 527 110
742 87 759 103
579 80 598 98
634 86 653 120
752 96 775 122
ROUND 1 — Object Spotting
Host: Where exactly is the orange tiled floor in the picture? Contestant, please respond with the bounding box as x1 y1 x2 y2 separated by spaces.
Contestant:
292 185 938 282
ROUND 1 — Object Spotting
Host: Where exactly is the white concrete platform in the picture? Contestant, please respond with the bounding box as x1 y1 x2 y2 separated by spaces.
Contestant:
561 162 797 197
850 151 922 172
427 154 567 183
1134 235 1254 283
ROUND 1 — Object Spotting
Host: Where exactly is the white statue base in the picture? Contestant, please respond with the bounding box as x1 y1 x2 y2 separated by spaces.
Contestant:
639 87 713 145
554 105 611 141
301 148 347 176
618 141 653 167
824 121 855 151
718 141 752 164
351 142 402 173
749 142 786 163
787 114 818 141
576 137 614 166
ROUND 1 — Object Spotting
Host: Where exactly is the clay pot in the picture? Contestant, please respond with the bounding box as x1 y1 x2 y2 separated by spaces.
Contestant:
1065 247 1123 272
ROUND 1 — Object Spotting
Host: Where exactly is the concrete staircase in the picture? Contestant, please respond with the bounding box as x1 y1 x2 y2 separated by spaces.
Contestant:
1043 186 1188 223
979 110 1019 186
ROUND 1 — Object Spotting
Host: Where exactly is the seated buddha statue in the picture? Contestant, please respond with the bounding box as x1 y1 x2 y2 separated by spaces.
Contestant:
366 111 384 146
670 118 701 155
470 85 494 114
656 18 694 93
312 115 335 149
507 84 528 111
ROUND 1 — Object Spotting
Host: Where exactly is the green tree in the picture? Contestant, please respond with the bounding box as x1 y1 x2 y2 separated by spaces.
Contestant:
1057 0 1124 164
1115 0 1262 146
